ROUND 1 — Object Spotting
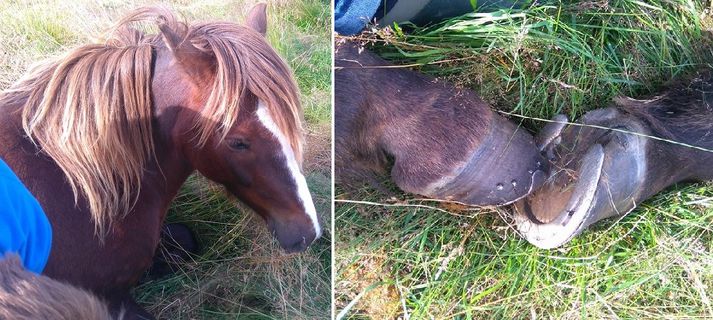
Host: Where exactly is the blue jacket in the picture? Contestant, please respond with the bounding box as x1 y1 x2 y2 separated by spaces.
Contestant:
335 0 380 35
335 0 527 35
0 158 52 273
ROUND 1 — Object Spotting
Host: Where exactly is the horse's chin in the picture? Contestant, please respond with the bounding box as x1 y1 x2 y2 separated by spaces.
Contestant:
280 238 311 253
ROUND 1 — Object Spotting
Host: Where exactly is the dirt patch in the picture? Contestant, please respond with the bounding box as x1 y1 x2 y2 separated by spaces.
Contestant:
304 123 331 174
337 250 401 318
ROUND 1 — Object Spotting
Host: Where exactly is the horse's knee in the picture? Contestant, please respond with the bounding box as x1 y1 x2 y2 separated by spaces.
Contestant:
144 223 199 280
161 223 200 256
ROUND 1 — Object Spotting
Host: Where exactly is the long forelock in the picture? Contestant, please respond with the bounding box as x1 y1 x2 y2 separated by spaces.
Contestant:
186 22 304 164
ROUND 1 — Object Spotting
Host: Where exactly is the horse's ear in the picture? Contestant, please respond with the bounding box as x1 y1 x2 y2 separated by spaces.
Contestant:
158 22 215 81
245 3 267 36
157 21 182 53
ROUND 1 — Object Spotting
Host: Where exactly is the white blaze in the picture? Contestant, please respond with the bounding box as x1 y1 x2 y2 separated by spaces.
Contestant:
256 101 322 240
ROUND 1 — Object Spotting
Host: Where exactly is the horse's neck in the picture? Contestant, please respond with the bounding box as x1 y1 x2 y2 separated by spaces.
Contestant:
0 98 192 218
0 101 30 160
141 115 194 216
142 151 191 211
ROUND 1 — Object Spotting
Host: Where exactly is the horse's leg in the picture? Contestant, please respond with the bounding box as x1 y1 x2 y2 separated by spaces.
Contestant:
336 154 396 197
514 108 655 248
143 223 199 280
513 106 708 249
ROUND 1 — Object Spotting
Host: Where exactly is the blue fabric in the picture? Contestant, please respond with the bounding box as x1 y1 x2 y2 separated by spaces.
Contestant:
0 158 52 274
337 1 531 34
335 0 381 35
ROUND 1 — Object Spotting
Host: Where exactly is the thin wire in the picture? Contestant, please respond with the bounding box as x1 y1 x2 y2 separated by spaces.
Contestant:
334 199 491 217
498 110 713 153
334 56 482 70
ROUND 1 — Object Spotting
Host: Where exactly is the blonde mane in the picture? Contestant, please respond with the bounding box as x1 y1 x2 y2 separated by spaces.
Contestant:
0 7 303 238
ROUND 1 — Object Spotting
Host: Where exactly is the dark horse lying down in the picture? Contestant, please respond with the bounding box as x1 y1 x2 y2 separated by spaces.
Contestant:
335 42 548 205
0 4 320 319
514 70 713 248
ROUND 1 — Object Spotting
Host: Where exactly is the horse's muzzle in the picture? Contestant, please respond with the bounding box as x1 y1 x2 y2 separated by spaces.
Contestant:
268 217 318 253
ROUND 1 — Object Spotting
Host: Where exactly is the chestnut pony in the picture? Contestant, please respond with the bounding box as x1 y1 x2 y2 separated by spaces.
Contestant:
0 4 320 318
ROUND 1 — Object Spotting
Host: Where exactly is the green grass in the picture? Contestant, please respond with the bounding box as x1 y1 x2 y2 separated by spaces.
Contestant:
336 0 713 318
267 0 332 125
351 0 713 128
0 1 331 319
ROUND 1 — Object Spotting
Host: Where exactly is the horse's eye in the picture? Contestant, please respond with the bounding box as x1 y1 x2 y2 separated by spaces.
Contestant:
227 139 250 151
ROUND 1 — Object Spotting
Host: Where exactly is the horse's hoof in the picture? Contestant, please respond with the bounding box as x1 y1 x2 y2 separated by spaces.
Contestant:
422 115 549 206
514 108 648 248
161 223 200 255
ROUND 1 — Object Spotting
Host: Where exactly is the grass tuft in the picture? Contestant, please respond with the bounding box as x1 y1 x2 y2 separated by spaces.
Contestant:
348 0 713 128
